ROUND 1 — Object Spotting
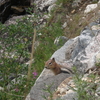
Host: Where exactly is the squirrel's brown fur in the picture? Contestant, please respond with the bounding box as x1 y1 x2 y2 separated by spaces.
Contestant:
45 58 73 75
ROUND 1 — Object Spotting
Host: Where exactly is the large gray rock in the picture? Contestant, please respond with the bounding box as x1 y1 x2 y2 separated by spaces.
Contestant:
73 31 100 73
28 37 76 100
30 70 71 100
26 19 100 100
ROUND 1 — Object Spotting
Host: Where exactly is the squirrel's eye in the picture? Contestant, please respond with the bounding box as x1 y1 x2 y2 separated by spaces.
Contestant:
49 62 52 65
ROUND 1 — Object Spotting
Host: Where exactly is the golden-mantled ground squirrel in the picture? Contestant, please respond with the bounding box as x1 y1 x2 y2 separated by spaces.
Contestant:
45 58 73 75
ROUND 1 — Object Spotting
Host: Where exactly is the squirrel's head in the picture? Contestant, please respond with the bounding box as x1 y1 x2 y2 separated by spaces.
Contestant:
45 58 56 69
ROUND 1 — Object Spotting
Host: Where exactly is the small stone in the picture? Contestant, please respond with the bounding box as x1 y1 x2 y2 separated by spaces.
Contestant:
95 53 100 63
84 4 97 13
96 87 100 95
0 86 4 91
54 36 68 47
60 88 66 94
91 25 100 30
43 15 50 19
48 4 56 12
66 15 70 19
72 0 82 8
62 22 67 28
38 33 42 36
70 19 73 21
71 9 75 14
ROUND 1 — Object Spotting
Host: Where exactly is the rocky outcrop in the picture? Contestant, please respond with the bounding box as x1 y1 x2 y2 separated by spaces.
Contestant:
26 19 100 100
25 0 100 100
30 72 71 100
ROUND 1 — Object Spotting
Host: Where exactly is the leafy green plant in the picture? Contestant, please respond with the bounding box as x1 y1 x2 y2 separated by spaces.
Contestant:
72 68 98 100
0 6 64 99
42 83 64 100
42 83 54 100
0 13 39 98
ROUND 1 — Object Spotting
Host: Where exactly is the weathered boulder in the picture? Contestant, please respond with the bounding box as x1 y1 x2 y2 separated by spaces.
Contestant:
73 24 100 73
30 70 71 100
25 1 100 100
26 19 100 100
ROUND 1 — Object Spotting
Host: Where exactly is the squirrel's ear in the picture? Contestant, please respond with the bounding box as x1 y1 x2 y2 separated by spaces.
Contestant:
52 58 55 61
